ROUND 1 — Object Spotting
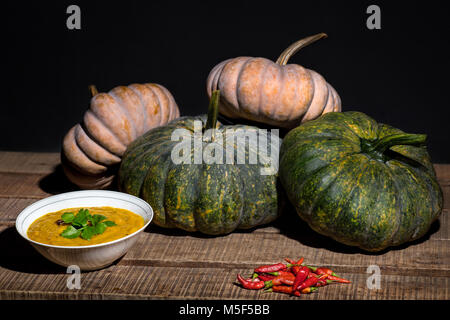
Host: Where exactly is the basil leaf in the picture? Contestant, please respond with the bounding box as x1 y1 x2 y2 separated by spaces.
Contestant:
72 209 90 227
81 226 95 240
104 221 117 227
59 208 116 241
61 226 81 239
91 214 107 226
61 212 75 223
94 222 107 235
83 209 93 223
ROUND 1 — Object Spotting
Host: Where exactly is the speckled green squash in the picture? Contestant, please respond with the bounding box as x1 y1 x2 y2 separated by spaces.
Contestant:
280 111 443 251
118 91 283 235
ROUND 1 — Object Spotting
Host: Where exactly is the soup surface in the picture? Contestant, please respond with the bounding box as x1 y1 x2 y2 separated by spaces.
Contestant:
27 207 145 246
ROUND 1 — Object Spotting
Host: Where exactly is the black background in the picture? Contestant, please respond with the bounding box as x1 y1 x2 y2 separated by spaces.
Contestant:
3 1 450 161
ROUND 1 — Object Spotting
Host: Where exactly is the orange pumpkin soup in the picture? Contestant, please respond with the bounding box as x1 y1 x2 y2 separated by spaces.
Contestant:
27 207 145 246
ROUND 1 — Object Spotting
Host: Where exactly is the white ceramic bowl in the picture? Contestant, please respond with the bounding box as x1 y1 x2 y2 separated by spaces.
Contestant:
16 190 153 271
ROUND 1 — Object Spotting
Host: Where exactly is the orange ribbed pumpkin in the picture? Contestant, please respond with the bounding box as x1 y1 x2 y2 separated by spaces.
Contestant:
206 33 341 128
62 83 180 189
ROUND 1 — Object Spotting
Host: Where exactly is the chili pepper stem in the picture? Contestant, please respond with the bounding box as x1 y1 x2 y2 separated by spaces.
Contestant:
286 263 302 267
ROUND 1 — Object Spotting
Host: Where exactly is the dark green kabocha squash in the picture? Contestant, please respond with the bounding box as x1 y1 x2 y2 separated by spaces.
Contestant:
279 111 443 251
119 91 283 235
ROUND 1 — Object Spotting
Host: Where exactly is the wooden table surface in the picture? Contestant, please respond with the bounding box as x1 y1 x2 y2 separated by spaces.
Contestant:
0 151 448 300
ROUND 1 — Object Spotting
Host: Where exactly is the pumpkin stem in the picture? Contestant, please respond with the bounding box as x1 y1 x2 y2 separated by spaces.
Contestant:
205 90 220 140
275 33 328 66
88 85 99 97
364 133 427 156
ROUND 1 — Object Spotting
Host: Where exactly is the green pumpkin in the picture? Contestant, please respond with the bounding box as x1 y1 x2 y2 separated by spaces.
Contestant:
118 91 283 235
280 111 443 251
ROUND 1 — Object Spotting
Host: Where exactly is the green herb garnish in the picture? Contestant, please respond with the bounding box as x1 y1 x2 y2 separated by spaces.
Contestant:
59 209 116 240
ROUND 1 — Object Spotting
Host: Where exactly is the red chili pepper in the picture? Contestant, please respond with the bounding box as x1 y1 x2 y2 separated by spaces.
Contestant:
316 279 333 287
301 286 318 294
327 275 351 284
290 267 298 276
307 266 340 277
280 278 294 286
265 286 300 296
264 273 296 288
296 274 323 291
236 274 265 290
316 267 336 275
292 266 309 291
284 258 296 264
267 270 294 277
254 263 286 273
285 257 304 264
272 285 294 294
290 258 304 276
257 274 276 282
307 272 322 279
239 260 351 295
283 273 296 281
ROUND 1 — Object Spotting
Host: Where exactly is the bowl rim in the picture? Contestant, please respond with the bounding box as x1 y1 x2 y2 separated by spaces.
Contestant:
15 190 153 249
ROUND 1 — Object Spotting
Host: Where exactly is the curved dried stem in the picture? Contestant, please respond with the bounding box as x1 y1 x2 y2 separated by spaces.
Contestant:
276 33 328 66
205 90 220 140
88 85 99 97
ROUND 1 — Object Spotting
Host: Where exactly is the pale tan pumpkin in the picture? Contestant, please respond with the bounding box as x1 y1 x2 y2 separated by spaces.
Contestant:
206 33 341 128
62 83 180 189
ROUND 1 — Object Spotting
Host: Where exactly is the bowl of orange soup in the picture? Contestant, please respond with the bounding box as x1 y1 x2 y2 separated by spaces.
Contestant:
16 190 153 270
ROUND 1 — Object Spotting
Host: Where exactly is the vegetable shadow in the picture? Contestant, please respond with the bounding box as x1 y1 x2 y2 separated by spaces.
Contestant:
0 226 124 274
0 226 64 274
38 164 79 195
144 224 240 239
273 203 442 255
38 164 119 195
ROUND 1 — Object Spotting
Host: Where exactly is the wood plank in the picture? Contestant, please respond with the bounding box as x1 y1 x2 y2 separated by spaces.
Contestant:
1 213 448 279
0 173 52 198
0 152 60 174
0 152 448 300
117 227 450 276
0 198 37 224
1 196 448 268
0 152 75 199
1 200 448 275
443 185 450 210
0 171 77 199
430 209 449 240
0 223 447 302
435 164 450 185
0 263 447 300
